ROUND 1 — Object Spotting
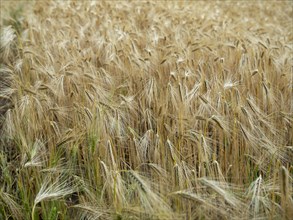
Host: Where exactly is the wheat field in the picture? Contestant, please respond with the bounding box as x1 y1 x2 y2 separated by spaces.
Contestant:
0 1 292 219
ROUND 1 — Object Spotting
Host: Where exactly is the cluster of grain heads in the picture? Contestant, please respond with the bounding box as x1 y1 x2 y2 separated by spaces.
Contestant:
0 0 292 219
0 26 16 132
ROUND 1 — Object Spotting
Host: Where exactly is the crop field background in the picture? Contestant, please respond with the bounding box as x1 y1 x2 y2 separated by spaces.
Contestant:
0 1 292 219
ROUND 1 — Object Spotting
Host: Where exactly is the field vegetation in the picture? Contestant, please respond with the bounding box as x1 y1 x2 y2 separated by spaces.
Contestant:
0 1 292 219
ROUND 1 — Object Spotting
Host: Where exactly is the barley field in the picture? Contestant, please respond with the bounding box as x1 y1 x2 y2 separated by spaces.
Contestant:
0 1 292 220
